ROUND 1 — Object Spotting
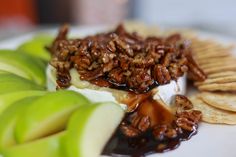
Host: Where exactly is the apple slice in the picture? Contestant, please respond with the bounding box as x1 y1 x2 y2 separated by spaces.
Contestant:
17 35 53 61
0 70 8 74
0 50 46 85
63 102 124 157
0 132 65 157
0 96 40 150
0 73 44 94
0 90 46 114
15 90 90 143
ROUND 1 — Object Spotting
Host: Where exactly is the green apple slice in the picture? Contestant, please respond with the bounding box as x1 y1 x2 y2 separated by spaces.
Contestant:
0 90 46 115
63 102 124 157
0 132 65 157
15 90 90 143
0 73 44 94
18 41 50 61
0 96 40 150
0 70 8 74
17 34 53 61
0 50 46 85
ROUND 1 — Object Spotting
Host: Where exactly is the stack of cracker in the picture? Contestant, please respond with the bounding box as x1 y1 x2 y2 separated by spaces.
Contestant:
189 37 236 124
191 38 236 91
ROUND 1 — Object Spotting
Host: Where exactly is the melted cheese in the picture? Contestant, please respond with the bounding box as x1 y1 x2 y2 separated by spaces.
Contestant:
47 65 186 109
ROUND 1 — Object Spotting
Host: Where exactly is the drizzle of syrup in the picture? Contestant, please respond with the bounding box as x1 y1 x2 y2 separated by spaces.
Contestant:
102 91 198 157
88 77 161 94
137 97 174 127
103 128 197 157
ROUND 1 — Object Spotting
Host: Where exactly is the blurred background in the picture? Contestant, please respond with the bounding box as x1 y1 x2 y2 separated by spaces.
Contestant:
0 0 236 40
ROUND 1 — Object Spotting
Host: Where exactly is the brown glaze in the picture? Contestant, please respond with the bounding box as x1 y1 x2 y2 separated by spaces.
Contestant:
120 92 152 112
137 97 174 127
102 92 200 156
103 126 197 157
120 91 174 126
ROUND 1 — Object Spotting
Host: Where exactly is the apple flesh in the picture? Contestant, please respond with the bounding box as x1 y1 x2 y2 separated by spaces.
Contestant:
15 90 90 143
0 96 40 150
0 90 46 115
0 132 65 157
0 70 8 74
0 50 46 86
63 102 124 157
17 34 53 61
0 73 44 94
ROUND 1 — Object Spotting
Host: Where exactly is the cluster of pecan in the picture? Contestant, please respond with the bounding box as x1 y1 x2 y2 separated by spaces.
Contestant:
49 24 206 93
120 114 151 138
152 95 202 141
120 95 202 142
174 95 202 130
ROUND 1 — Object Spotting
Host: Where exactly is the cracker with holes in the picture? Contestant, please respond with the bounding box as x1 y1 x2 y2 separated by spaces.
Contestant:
195 76 236 86
198 82 236 91
199 92 236 112
190 96 236 124
208 71 236 78
203 64 236 74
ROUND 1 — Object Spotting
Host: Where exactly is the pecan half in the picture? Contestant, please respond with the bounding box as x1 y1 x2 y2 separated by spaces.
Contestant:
177 110 202 123
153 125 167 140
137 116 151 132
153 125 177 140
175 117 197 132
120 123 141 138
175 95 193 111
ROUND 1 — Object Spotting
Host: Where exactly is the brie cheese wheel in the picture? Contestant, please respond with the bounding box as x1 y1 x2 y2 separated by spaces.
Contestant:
47 65 186 109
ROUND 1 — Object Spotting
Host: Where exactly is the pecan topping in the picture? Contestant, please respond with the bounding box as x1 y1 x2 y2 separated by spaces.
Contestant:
175 117 197 132
49 24 206 93
153 65 171 84
175 95 193 111
175 110 202 131
56 70 71 88
174 95 202 132
108 94 202 155
186 52 207 81
164 127 178 139
120 122 141 138
131 115 151 132
153 125 167 140
176 110 202 123
153 125 178 140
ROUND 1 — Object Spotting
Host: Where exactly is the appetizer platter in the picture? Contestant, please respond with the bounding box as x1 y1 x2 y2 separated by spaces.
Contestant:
0 22 236 157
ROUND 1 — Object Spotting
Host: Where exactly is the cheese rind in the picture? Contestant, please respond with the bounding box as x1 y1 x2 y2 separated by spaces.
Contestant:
47 65 186 108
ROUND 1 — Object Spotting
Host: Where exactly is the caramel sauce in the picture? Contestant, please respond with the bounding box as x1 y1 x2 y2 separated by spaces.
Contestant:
120 92 151 112
103 128 197 157
137 97 174 127
102 91 198 156
88 77 159 94
120 92 174 126
90 78 111 87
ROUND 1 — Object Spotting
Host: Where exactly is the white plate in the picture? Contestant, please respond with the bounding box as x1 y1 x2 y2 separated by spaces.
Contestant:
0 26 236 157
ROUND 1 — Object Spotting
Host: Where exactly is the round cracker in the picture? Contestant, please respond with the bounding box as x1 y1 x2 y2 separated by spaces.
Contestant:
198 82 236 92
207 71 236 79
197 57 233 65
190 96 236 124
203 64 236 74
195 52 230 60
195 75 236 86
201 60 236 69
199 92 236 112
